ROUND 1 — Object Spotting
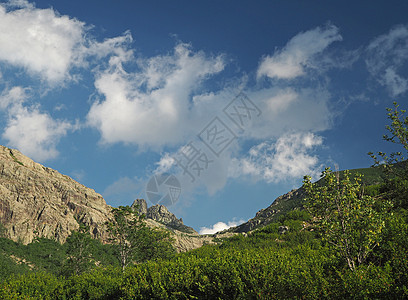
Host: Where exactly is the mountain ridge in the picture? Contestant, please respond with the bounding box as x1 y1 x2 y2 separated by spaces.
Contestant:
0 145 217 251
229 165 387 233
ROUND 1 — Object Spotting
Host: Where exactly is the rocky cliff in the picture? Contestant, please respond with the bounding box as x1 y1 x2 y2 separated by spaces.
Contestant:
0 145 217 251
132 199 196 234
0 145 112 244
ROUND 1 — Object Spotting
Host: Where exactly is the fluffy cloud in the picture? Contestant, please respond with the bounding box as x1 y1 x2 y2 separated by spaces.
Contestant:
2 104 71 161
257 24 342 80
199 219 245 235
0 1 86 84
87 43 225 148
0 86 27 109
247 87 333 140
0 86 72 161
230 132 323 182
366 25 408 96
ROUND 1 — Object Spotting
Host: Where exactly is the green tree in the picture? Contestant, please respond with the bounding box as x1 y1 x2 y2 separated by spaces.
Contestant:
135 225 175 262
107 206 143 271
107 206 174 270
369 101 408 209
62 224 95 276
303 168 392 271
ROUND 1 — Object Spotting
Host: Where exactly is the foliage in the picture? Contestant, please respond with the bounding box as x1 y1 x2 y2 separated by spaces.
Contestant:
134 225 175 263
303 168 392 271
107 206 175 271
0 204 406 299
368 101 408 209
1 102 408 298
61 224 96 276
107 206 146 270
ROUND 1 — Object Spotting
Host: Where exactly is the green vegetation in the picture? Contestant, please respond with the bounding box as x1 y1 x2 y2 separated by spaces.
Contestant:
8 149 24 166
107 206 175 270
0 207 406 299
0 103 407 298
304 168 392 271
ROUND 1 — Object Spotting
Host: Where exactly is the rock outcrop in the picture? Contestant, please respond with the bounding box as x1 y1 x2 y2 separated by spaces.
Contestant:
131 198 147 216
231 188 305 233
0 145 211 251
0 146 113 244
131 199 197 234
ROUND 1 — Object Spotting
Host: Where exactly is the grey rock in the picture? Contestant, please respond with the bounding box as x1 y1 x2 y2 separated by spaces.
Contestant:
147 205 196 233
0 145 112 244
131 198 147 216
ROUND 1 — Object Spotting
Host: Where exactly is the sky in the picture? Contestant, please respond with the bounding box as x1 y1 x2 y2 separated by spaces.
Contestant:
0 0 408 234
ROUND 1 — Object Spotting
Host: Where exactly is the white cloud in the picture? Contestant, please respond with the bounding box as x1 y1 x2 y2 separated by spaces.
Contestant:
0 86 72 162
366 24 408 96
265 88 298 114
247 87 333 140
87 43 225 148
199 219 245 235
0 86 27 109
2 104 71 161
155 153 176 174
230 132 323 183
257 24 342 79
0 2 87 84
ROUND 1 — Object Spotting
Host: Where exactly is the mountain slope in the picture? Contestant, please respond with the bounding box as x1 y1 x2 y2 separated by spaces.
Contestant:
231 166 387 233
0 145 113 244
0 145 219 251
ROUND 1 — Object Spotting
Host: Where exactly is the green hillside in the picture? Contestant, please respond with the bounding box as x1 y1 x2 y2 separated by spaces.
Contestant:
0 103 407 299
0 160 407 299
231 164 390 233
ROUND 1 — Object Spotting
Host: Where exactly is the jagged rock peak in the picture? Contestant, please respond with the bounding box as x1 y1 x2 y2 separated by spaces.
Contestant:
147 204 179 223
147 204 197 234
131 198 147 216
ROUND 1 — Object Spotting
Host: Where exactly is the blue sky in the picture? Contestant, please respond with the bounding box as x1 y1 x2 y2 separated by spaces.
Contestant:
1 0 408 234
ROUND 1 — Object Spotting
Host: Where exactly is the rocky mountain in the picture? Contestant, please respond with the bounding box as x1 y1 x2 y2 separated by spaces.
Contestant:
231 187 305 233
133 199 196 234
0 145 218 251
230 166 387 233
0 145 112 244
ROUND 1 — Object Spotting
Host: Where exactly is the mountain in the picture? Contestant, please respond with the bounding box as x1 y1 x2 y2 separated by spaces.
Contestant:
230 165 387 233
0 145 112 244
0 145 218 251
131 199 196 234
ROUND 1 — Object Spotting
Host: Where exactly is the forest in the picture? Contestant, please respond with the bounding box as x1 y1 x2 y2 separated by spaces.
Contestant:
0 103 407 299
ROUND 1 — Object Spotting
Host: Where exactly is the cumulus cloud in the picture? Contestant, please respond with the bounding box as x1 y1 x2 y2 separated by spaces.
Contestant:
144 25 341 196
0 86 72 161
366 24 408 96
230 132 323 182
155 153 176 174
257 24 342 79
199 219 246 235
247 87 333 140
0 86 27 109
0 1 87 84
87 43 225 148
2 104 71 161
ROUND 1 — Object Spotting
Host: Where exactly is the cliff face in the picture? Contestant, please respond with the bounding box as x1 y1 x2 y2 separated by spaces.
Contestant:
0 145 218 251
146 203 197 234
0 145 112 244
